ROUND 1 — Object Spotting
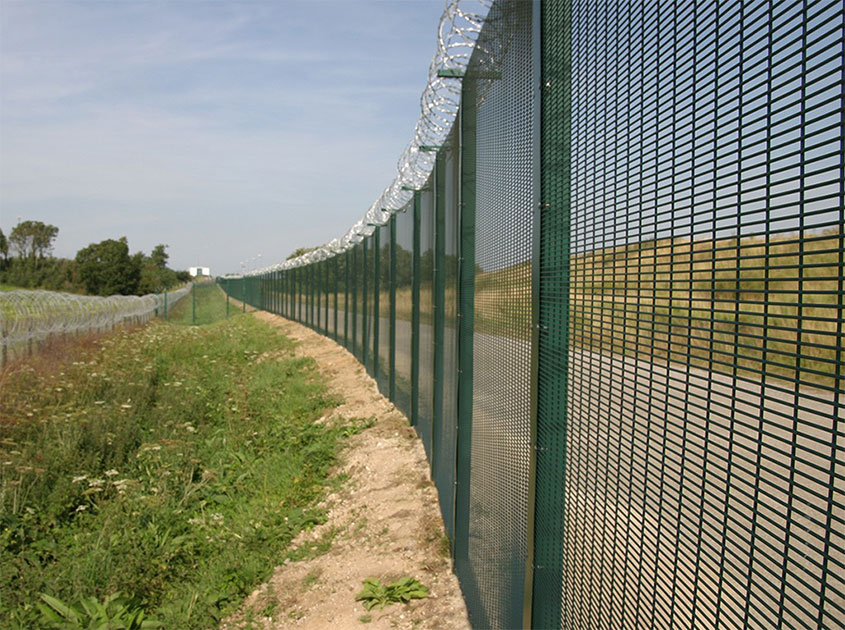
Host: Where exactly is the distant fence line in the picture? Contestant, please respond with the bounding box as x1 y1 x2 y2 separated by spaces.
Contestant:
0 286 190 368
223 1 844 628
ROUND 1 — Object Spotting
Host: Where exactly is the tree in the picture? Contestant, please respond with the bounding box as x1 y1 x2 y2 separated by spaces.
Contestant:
150 244 168 269
75 237 141 296
0 229 7 264
9 220 59 260
286 246 317 260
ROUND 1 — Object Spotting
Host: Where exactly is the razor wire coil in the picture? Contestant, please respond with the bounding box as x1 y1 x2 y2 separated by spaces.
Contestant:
224 0 493 278
0 286 191 350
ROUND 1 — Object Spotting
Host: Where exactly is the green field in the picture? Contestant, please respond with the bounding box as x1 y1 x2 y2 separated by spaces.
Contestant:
0 290 349 628
167 282 231 326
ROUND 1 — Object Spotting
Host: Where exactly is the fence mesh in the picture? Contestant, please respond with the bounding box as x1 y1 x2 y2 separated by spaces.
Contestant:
460 3 535 627
432 130 461 545
221 0 845 627
395 201 415 419
378 222 392 394
418 186 437 458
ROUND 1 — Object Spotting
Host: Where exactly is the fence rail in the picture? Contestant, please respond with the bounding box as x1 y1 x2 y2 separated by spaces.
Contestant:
0 286 191 367
223 0 844 627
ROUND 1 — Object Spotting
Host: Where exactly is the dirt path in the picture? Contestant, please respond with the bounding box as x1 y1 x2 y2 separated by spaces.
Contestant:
222 311 471 630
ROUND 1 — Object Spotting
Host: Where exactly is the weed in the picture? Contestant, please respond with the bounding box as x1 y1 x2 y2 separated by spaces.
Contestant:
358 613 373 623
261 596 279 618
439 534 451 558
37 592 162 629
0 290 342 629
355 577 428 611
339 416 376 437
302 568 322 588
285 526 338 562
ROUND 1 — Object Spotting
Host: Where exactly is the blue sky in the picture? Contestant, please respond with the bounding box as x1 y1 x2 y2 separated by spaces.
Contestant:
0 0 446 275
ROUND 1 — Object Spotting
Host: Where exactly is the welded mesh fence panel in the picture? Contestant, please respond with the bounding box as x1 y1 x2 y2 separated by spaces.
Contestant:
418 184 436 459
395 202 415 419
307 265 314 327
457 2 535 628
348 245 357 357
542 0 845 629
378 222 392 395
316 260 324 333
367 234 378 376
432 133 460 543
343 249 351 348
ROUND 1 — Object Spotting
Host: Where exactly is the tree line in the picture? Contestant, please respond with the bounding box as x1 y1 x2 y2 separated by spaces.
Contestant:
0 220 190 296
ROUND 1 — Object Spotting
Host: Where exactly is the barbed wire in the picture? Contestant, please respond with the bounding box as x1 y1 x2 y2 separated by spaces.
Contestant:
225 0 492 279
0 286 191 350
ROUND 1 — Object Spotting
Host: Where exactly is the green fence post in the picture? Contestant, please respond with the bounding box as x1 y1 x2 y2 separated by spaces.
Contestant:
351 246 358 355
454 71 476 598
242 278 246 313
226 279 230 317
389 215 397 401
529 0 569 626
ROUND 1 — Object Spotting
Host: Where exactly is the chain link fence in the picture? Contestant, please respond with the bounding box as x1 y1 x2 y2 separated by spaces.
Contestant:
223 0 844 627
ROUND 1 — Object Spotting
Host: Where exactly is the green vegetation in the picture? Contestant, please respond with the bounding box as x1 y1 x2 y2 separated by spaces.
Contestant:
167 282 231 326
354 577 428 611
37 592 162 629
0 219 188 295
0 289 347 628
7 221 59 261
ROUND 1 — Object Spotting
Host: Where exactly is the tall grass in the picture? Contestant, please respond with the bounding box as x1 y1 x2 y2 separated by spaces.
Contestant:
0 296 344 628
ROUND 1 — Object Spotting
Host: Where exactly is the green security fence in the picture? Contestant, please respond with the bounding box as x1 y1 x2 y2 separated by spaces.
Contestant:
221 0 844 628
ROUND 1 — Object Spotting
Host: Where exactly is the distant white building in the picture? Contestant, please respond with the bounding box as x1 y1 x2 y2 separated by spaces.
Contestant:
189 266 211 277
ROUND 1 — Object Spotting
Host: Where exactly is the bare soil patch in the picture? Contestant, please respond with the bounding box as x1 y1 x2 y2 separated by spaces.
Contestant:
222 311 470 630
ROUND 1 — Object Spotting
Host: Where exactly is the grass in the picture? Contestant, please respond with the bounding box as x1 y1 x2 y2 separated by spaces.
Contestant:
0 283 25 292
0 288 347 628
166 282 230 326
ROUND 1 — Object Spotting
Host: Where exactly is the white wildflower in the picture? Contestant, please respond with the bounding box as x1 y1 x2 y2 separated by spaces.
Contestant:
71 475 88 483
104 469 119 477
